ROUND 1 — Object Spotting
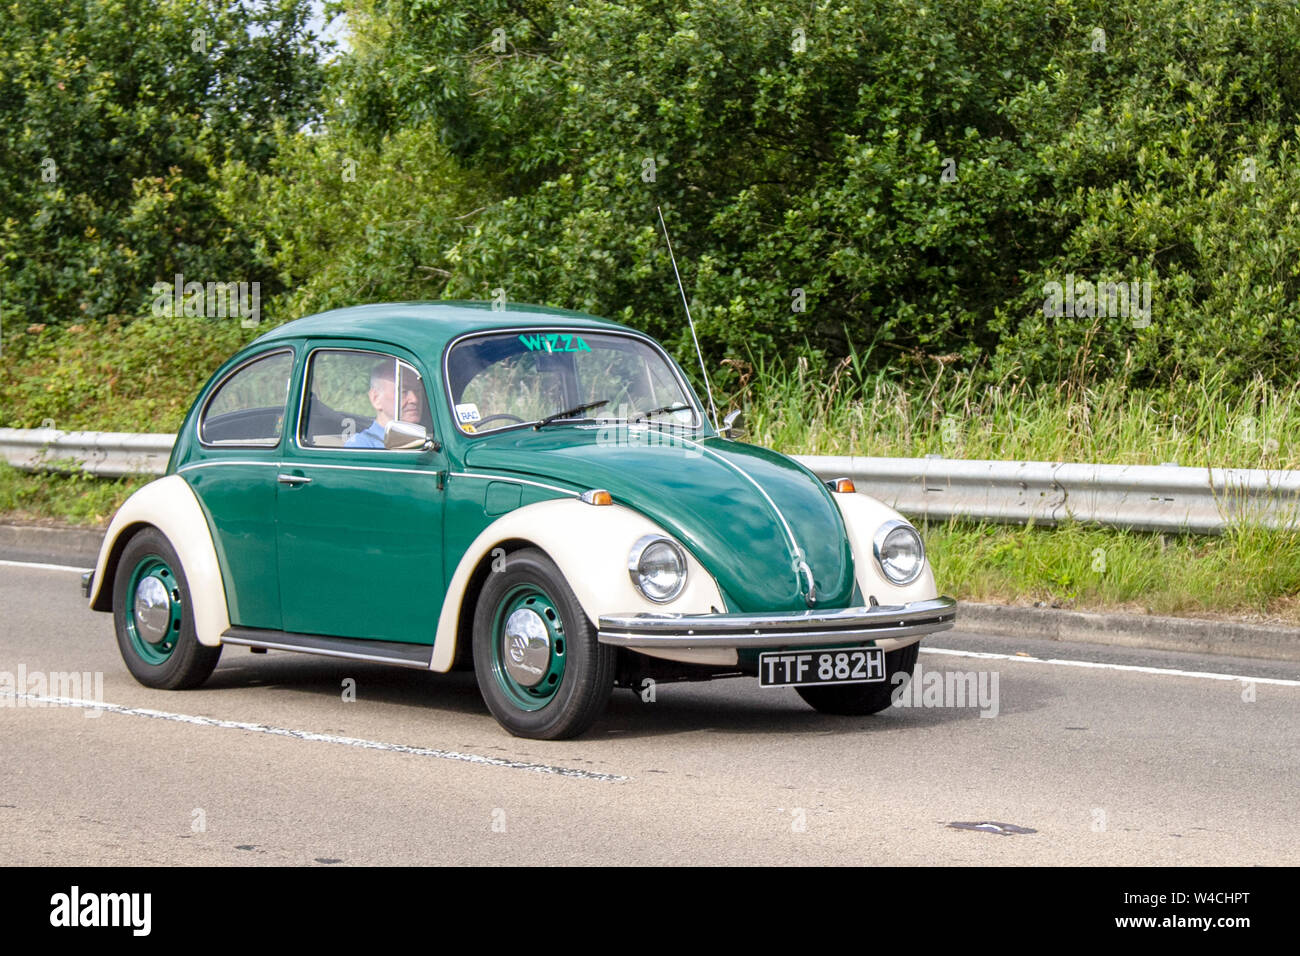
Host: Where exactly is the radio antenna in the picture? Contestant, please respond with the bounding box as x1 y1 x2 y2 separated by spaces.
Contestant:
657 205 719 430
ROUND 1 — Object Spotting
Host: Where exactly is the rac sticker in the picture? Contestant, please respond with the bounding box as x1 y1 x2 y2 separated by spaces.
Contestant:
456 402 482 424
518 333 592 353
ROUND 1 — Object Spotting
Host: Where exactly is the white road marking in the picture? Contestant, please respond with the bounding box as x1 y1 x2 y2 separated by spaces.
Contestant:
922 646 1300 686
0 558 91 573
0 690 627 782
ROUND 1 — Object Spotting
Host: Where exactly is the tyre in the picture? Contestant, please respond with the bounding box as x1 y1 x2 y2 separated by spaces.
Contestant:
112 527 221 690
795 641 920 716
472 548 616 739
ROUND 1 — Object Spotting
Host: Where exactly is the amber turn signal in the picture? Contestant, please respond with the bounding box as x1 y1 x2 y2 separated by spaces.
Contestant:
825 478 856 494
580 489 613 506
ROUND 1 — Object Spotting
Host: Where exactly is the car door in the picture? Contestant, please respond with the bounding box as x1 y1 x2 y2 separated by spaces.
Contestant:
274 343 446 643
184 346 295 630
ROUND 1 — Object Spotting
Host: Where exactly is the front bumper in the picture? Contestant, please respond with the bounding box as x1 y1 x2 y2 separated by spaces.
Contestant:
597 596 957 650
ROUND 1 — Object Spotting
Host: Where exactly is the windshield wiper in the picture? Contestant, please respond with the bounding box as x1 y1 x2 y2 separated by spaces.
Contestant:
632 402 691 423
534 399 609 430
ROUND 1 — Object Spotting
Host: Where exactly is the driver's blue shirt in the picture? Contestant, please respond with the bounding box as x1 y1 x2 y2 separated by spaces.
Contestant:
345 420 385 449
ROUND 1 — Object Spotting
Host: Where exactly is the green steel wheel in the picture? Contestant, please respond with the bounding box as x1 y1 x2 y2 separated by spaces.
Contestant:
123 556 183 665
112 527 221 690
488 585 569 711
472 547 615 739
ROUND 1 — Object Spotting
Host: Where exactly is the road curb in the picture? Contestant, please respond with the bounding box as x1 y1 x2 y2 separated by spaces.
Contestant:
957 602 1300 663
0 523 104 567
2 523 1298 663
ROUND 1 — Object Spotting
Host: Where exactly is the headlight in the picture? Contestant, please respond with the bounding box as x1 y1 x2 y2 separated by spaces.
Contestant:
628 535 688 603
873 520 925 585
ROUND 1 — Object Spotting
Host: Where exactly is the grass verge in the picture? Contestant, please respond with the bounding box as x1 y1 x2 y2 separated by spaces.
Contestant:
922 518 1300 626
0 464 147 527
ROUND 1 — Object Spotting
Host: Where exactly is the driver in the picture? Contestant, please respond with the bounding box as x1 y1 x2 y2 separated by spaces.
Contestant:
346 359 425 448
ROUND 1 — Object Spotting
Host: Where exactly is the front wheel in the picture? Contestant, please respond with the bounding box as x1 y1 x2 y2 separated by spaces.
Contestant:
112 527 221 689
472 548 616 739
795 641 920 716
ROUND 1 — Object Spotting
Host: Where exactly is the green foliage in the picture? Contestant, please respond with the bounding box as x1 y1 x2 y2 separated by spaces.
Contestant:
299 0 1300 391
0 314 253 431
9 0 1300 435
991 0 1300 387
0 462 147 526
217 122 500 318
322 0 1048 368
0 0 328 325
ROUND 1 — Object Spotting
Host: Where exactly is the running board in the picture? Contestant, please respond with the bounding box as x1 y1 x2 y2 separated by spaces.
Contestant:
220 628 434 669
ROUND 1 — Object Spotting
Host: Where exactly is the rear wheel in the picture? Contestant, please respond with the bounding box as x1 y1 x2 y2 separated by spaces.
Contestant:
112 528 221 689
795 641 920 715
472 548 615 739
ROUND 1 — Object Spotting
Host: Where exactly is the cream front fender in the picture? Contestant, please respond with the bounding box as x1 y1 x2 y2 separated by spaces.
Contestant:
88 474 230 648
832 491 941 653
430 499 725 672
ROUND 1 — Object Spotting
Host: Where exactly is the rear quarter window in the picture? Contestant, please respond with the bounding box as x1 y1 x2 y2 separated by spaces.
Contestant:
199 350 294 447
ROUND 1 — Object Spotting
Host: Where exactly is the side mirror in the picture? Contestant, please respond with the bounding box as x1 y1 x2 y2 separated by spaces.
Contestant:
720 409 746 440
384 420 438 451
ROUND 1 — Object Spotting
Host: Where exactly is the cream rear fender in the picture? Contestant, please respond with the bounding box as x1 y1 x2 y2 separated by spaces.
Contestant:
431 498 726 672
832 491 940 653
88 474 230 648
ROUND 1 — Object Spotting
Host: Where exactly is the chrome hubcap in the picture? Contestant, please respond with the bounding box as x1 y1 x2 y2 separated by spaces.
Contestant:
502 607 550 687
133 575 171 643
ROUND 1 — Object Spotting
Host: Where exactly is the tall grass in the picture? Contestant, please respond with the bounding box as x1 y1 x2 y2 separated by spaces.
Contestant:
734 353 1300 469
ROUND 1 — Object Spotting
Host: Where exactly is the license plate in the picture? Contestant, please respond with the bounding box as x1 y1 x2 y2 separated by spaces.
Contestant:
758 647 885 688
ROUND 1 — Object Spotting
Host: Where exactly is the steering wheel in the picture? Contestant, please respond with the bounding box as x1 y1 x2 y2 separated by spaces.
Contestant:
475 413 527 428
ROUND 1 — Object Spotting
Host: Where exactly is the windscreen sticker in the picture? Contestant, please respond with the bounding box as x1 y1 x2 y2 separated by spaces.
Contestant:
518 333 592 352
455 403 482 424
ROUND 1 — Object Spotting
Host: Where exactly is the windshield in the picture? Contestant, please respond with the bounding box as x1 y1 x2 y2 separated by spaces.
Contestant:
445 330 702 434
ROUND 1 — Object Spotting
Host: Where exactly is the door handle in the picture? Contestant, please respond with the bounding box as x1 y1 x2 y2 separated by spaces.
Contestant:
277 474 312 486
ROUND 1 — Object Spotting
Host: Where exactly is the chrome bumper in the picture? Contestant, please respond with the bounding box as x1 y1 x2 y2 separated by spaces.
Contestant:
597 596 957 649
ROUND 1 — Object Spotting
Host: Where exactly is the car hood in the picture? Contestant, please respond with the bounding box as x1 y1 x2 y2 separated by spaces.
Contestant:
462 426 855 612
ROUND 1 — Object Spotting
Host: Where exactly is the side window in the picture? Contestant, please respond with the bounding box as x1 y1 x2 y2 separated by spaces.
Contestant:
300 350 431 450
199 350 293 447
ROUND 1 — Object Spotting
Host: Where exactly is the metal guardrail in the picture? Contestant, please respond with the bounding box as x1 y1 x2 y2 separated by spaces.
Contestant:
0 428 173 478
3 428 1299 533
804 456 1300 534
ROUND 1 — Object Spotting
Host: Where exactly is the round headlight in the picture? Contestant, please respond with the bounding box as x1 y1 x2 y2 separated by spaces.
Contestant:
629 535 688 603
873 520 925 585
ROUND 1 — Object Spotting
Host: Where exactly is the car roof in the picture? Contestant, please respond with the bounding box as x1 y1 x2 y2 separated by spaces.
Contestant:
251 301 636 356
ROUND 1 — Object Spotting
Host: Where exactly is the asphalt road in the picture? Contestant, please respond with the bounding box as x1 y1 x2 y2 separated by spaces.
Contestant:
1 560 1297 865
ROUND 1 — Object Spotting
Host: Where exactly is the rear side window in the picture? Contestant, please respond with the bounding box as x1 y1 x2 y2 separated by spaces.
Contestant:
199 350 294 447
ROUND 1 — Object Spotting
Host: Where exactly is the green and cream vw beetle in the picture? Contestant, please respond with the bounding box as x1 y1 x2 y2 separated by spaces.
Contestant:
85 302 956 739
